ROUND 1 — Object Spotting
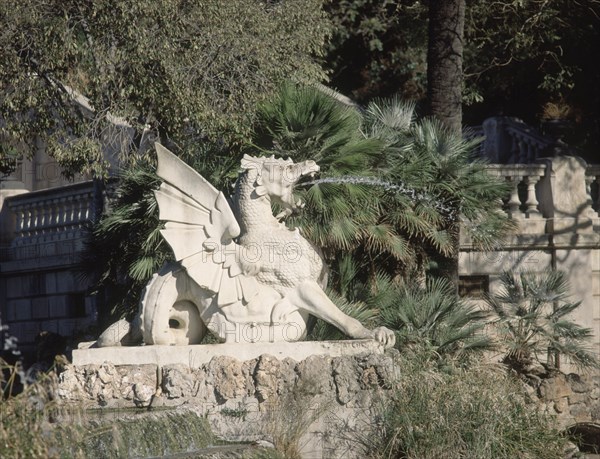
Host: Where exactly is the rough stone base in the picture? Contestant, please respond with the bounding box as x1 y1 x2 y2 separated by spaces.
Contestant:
59 345 400 459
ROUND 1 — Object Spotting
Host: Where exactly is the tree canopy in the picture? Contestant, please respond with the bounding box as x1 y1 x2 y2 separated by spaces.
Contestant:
0 0 330 176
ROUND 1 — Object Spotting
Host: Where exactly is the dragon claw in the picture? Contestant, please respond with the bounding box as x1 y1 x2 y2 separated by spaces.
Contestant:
372 326 396 348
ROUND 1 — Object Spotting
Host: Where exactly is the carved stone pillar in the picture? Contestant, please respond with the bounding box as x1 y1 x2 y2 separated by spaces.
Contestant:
524 174 541 218
506 175 522 219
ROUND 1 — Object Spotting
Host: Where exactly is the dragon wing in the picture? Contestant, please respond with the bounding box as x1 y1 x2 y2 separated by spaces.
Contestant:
153 143 259 307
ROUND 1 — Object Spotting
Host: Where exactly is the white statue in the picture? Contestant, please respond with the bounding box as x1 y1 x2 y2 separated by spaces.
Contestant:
97 143 394 348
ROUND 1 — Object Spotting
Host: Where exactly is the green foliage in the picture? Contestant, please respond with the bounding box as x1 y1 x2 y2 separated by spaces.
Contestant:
362 352 570 459
257 84 513 283
251 84 513 344
485 270 600 372
326 1 600 159
80 163 167 320
0 0 330 176
380 277 493 361
0 360 85 459
325 1 428 102
86 84 513 331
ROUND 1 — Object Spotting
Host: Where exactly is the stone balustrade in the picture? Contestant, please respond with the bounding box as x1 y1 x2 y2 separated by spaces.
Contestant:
9 183 93 245
484 163 548 222
4 179 116 260
480 117 555 164
504 122 553 164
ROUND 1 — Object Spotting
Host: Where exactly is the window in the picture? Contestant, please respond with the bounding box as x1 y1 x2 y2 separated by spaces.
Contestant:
458 275 489 298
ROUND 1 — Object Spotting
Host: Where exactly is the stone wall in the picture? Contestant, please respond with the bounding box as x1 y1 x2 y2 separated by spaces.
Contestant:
523 371 600 430
56 351 600 458
0 181 116 359
58 351 400 458
459 157 600 369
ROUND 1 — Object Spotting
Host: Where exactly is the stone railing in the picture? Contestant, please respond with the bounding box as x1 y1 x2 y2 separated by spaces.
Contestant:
4 180 116 257
485 163 548 220
479 117 555 164
504 120 553 164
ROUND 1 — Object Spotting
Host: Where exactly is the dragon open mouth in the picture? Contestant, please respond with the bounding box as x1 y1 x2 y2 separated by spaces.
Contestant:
288 160 319 211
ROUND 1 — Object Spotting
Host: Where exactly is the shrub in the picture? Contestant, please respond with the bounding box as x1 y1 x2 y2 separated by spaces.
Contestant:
380 277 493 363
360 350 570 459
485 270 599 373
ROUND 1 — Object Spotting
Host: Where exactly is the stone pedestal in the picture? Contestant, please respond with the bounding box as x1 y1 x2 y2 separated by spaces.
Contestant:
60 343 399 459
72 339 386 368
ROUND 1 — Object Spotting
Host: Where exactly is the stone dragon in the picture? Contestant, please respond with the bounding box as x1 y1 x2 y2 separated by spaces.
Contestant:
98 143 394 348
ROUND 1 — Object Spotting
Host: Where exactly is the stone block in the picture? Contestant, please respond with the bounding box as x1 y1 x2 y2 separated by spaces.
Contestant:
332 356 361 404
41 241 57 257
539 374 572 400
458 249 552 275
569 402 591 422
6 278 23 298
72 339 386 368
55 271 75 293
296 355 333 395
591 401 600 421
566 373 591 393
592 248 600 268
10 321 41 344
11 299 32 321
208 355 249 401
593 272 600 297
31 297 49 319
253 354 283 402
553 397 569 414
48 296 69 317
58 318 79 337
45 272 58 294
161 364 198 399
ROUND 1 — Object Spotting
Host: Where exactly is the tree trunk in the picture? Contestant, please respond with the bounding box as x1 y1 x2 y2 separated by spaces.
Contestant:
427 0 465 133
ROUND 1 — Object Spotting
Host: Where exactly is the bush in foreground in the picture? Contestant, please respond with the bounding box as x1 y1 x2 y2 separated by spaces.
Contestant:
362 349 570 459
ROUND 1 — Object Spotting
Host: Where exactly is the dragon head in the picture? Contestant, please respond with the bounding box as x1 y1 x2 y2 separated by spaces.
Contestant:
241 154 319 212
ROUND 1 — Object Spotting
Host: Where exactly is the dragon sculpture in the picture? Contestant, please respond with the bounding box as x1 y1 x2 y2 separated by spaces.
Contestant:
97 143 394 348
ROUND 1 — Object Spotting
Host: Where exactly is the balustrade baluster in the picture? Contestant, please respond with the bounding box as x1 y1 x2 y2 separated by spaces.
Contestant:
507 176 522 218
15 205 24 236
23 205 33 238
57 197 67 230
30 206 39 239
524 175 541 217
41 201 49 236
62 195 72 239
52 198 59 232
74 193 87 233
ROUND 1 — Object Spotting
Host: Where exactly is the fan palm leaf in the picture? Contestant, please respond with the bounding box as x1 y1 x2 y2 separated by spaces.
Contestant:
485 270 599 372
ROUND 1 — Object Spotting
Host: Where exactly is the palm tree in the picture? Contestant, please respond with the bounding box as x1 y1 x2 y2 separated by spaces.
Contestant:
379 277 492 361
256 83 514 285
427 0 466 132
485 270 599 372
